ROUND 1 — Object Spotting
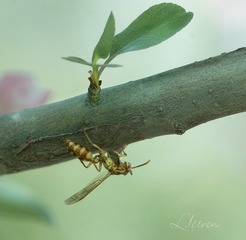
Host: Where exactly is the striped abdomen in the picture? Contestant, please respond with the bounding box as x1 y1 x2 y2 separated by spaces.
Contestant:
65 139 93 162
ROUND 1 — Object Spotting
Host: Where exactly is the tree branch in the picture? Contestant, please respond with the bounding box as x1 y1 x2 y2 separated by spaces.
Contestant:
0 48 246 175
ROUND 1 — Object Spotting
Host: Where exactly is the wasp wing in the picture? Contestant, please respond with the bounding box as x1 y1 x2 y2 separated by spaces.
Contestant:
65 171 111 205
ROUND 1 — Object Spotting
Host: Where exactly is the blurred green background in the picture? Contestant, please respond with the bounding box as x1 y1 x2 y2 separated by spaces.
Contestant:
1 0 246 239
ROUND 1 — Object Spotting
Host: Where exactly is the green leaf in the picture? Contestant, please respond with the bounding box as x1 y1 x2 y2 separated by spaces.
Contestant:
62 56 121 68
62 56 92 66
92 12 115 63
0 181 53 224
98 63 121 68
110 3 193 59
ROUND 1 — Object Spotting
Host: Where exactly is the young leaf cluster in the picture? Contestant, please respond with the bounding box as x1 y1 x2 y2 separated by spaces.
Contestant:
63 3 193 98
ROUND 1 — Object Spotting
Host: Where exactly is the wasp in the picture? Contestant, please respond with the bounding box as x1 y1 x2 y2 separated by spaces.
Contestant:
64 131 150 204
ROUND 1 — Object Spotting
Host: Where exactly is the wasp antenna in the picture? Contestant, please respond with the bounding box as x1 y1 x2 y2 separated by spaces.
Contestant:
131 160 150 169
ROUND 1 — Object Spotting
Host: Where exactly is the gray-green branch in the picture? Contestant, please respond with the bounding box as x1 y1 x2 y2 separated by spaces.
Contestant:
0 48 245 175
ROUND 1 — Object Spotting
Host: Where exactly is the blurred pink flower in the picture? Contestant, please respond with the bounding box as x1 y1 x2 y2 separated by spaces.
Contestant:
0 73 50 115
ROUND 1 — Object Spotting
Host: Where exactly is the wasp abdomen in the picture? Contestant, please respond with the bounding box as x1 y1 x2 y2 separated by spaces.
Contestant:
65 140 93 161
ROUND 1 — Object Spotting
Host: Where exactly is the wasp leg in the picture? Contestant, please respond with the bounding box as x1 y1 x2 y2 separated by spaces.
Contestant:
113 148 127 158
79 160 93 168
79 159 102 172
92 160 102 172
118 150 127 158
113 144 128 157
83 128 105 154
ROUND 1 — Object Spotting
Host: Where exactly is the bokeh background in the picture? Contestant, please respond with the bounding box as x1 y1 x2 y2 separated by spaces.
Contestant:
1 0 246 239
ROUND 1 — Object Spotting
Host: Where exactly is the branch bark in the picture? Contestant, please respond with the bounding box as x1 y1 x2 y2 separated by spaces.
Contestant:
0 48 246 175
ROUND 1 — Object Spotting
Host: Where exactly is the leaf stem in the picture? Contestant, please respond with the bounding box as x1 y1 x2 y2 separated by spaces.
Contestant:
98 56 115 77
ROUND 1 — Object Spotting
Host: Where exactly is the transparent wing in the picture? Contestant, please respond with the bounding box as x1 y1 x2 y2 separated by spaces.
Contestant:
65 171 111 205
